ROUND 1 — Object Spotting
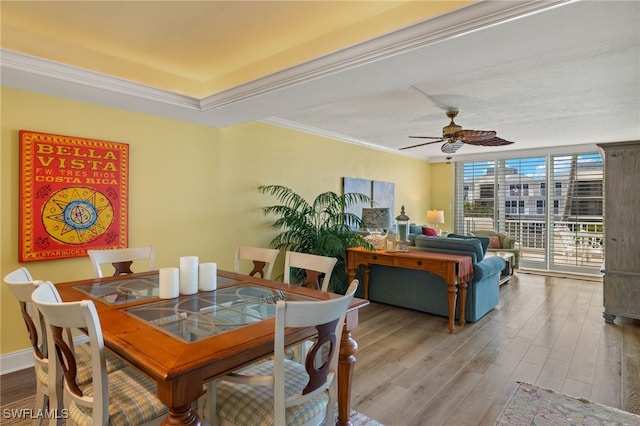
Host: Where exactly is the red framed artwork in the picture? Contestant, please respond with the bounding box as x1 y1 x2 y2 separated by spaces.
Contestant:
19 131 129 262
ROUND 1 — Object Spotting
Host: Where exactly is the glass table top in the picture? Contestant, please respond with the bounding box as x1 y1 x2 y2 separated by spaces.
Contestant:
122 284 314 343
73 274 238 305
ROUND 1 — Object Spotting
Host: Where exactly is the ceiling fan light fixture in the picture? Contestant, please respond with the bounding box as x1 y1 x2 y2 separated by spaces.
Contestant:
442 110 461 138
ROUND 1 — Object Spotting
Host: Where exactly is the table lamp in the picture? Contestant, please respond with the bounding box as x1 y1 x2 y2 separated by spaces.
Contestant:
361 207 391 250
427 209 445 235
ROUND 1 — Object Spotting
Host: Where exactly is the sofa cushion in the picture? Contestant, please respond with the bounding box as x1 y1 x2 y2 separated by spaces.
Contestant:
414 235 484 263
422 226 438 236
447 233 489 256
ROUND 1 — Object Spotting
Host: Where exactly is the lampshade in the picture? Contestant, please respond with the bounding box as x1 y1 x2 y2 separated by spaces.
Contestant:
361 208 391 230
426 210 445 224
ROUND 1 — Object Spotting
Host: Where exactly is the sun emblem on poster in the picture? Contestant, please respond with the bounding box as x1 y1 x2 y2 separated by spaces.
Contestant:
42 186 114 245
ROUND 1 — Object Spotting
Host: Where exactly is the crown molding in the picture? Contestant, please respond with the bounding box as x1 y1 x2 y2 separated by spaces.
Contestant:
262 117 399 154
0 0 569 126
199 0 570 111
0 49 201 109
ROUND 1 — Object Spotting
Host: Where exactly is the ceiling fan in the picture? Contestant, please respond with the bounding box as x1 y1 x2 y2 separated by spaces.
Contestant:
400 110 514 154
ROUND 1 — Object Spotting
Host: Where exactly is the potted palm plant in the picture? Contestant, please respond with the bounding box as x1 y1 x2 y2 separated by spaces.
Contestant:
259 185 372 293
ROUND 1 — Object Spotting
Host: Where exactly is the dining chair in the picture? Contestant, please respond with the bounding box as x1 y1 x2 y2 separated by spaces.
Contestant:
234 245 279 279
206 279 359 426
284 251 338 292
87 246 156 278
31 281 168 426
3 268 127 425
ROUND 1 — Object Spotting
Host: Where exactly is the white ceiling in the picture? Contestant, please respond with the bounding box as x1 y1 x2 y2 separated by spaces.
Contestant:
1 0 638 162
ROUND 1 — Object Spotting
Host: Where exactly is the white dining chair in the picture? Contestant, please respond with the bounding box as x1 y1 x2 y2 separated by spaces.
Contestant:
284 251 338 292
87 246 156 277
206 279 359 426
3 268 127 425
31 281 168 426
234 245 279 279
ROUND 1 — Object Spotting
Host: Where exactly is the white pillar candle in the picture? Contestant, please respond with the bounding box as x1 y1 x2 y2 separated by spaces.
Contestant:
179 256 199 295
159 267 179 299
198 262 217 292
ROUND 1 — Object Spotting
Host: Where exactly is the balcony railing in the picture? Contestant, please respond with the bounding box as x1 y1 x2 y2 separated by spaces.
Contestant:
463 218 603 270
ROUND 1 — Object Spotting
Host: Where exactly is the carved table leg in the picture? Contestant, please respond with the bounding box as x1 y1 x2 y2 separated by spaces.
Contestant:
161 405 201 426
458 279 467 328
447 281 457 334
363 265 370 300
337 311 359 426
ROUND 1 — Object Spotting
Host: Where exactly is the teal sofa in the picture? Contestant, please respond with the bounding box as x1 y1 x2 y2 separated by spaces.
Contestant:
355 235 506 322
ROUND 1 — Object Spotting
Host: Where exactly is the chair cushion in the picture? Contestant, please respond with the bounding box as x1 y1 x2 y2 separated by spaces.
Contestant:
35 343 126 388
216 359 330 426
68 366 167 426
75 343 127 385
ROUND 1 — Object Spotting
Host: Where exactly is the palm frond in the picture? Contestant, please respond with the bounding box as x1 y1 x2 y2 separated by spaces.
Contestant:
259 185 373 293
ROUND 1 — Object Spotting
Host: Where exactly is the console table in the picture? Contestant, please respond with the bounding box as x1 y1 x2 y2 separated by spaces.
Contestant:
346 248 473 333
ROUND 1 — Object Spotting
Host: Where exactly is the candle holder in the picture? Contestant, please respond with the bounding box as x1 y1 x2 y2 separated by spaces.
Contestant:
395 206 410 252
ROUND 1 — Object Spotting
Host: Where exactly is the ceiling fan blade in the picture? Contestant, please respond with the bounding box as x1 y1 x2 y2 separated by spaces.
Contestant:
409 86 457 111
463 137 514 147
441 140 464 154
399 139 445 150
408 136 445 139
454 129 497 141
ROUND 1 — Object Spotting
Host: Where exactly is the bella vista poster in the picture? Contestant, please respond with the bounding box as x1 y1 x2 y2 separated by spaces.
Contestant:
19 130 129 262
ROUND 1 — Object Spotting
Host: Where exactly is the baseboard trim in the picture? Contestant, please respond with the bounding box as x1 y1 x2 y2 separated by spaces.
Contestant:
518 268 603 282
0 348 33 375
0 335 89 375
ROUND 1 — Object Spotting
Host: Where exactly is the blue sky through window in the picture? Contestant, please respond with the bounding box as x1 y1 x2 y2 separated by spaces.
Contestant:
464 153 602 179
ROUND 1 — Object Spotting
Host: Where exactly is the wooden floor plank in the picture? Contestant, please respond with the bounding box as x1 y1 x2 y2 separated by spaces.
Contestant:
3 271 639 425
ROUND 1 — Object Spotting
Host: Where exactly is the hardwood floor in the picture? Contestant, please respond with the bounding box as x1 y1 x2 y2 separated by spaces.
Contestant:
349 272 640 425
2 272 639 425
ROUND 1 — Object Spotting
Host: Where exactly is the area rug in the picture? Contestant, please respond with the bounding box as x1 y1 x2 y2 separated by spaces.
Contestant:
496 381 640 425
1 395 384 425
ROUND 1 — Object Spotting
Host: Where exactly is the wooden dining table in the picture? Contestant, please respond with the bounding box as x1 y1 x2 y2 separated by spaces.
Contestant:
54 269 369 426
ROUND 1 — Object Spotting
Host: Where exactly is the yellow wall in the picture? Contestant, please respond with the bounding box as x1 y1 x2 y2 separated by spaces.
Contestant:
430 162 455 233
1 87 449 356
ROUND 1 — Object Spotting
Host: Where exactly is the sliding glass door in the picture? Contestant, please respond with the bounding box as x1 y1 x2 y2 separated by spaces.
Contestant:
454 152 603 273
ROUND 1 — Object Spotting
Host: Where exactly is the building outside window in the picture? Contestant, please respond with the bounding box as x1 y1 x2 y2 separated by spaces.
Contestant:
455 152 604 273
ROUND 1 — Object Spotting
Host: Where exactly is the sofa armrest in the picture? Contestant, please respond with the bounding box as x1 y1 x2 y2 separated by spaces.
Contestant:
502 235 516 249
474 256 506 281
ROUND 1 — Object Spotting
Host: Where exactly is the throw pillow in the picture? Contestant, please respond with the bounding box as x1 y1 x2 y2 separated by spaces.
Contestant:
422 227 438 237
488 235 502 249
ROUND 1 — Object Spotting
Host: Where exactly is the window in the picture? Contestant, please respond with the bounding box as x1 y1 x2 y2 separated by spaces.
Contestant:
455 152 604 272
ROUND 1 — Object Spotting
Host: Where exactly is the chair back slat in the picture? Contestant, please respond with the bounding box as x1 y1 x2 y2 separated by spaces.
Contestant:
284 251 338 292
235 246 279 279
88 246 156 278
51 325 83 397
303 318 339 395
